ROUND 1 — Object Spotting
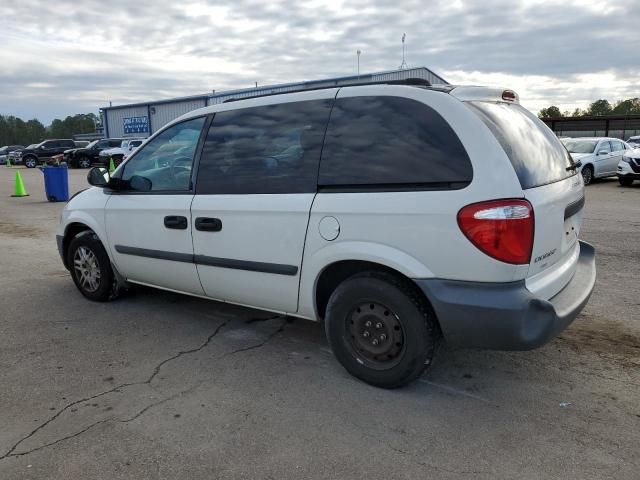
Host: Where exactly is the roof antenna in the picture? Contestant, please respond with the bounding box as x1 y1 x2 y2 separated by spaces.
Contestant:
399 33 407 70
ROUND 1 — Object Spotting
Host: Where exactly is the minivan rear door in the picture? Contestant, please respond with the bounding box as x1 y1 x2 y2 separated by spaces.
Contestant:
191 94 335 313
466 101 584 295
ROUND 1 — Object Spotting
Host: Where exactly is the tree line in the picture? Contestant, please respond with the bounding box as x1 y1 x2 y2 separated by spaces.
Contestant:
539 98 640 119
0 113 99 147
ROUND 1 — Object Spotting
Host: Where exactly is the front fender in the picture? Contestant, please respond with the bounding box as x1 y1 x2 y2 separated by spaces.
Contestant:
297 241 434 320
57 188 111 262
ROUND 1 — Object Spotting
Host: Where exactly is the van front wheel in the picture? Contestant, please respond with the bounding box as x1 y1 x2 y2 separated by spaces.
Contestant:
325 272 438 388
67 232 114 302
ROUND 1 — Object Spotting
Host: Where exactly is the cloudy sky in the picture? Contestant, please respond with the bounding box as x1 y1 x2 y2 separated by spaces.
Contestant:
1 0 638 124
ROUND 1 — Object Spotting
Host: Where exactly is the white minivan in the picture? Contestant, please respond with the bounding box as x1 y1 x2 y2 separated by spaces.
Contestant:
56 80 596 388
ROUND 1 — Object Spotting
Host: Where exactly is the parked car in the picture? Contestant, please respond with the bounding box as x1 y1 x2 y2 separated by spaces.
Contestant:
617 149 640 186
563 137 630 185
98 138 145 165
626 136 640 148
74 140 90 148
19 139 77 168
56 81 596 388
0 145 25 164
64 138 124 168
8 144 36 165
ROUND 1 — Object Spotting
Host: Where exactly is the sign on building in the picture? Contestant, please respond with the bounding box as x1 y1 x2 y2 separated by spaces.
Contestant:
123 116 149 134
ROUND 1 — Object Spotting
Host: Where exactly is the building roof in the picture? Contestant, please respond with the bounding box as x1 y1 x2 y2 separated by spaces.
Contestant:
100 67 448 111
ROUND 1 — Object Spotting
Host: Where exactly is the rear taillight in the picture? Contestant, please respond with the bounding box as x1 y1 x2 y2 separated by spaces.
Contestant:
457 199 534 264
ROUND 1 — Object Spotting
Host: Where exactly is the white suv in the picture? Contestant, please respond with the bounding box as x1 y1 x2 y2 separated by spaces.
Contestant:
56 81 596 388
99 138 145 164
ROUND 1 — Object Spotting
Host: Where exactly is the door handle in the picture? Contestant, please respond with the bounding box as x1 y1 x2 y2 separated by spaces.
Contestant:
195 217 222 232
164 215 188 230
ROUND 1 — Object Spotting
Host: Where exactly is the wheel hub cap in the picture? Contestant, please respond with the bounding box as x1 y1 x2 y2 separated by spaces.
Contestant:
73 246 101 292
348 302 404 368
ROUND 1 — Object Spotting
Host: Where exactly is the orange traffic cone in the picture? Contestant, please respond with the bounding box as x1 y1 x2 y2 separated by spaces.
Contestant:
11 171 29 197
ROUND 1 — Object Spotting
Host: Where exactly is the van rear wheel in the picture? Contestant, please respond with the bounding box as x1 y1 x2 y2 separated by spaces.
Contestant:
325 272 437 388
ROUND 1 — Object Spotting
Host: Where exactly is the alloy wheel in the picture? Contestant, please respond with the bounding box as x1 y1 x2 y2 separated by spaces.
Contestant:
73 246 101 293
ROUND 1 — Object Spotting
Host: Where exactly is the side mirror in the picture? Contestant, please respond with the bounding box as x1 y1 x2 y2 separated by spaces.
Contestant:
87 166 110 187
597 150 609 156
40 145 46 150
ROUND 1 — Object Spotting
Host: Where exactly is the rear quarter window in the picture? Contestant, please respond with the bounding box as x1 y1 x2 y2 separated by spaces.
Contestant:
318 96 472 189
467 102 576 189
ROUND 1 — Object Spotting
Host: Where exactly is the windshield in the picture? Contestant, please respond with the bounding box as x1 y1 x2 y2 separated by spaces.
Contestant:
564 140 597 154
86 140 99 148
467 102 576 189
0 147 7 154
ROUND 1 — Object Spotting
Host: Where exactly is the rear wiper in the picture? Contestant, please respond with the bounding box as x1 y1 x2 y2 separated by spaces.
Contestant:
566 160 580 171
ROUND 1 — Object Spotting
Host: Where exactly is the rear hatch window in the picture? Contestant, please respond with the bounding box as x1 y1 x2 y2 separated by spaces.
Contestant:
466 102 576 189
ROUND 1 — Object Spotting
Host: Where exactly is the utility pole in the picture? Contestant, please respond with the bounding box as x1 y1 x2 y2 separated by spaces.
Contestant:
399 33 407 70
357 50 361 78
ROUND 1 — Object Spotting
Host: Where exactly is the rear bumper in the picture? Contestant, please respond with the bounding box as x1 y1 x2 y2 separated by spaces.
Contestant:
415 241 596 350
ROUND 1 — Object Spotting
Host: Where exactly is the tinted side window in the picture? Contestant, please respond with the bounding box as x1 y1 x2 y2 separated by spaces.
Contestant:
61 140 75 148
197 99 332 194
318 96 472 188
121 116 206 192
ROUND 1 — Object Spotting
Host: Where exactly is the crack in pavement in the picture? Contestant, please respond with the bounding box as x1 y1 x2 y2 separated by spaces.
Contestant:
0 317 232 460
222 317 288 358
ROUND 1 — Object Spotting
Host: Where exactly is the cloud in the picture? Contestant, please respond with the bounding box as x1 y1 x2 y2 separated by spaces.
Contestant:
0 0 638 123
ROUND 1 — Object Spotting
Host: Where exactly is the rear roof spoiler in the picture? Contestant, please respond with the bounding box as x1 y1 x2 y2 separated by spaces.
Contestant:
449 86 520 104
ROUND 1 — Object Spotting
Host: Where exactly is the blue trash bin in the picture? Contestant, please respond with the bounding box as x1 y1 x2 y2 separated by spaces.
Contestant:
41 165 70 202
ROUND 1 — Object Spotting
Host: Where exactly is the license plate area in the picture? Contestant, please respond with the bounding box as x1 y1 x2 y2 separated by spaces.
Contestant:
563 213 580 252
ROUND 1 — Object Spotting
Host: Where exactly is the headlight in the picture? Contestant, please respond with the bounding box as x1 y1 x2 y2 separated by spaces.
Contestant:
622 156 633 163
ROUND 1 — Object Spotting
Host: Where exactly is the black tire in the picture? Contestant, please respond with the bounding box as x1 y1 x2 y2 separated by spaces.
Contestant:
23 156 37 168
618 177 634 187
581 165 593 185
67 232 114 302
325 272 438 388
78 156 91 169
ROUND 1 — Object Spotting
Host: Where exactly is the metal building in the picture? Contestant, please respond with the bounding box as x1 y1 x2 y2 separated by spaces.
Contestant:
542 114 640 140
100 67 448 139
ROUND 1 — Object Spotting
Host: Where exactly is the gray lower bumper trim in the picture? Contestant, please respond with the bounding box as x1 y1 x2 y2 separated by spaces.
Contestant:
414 241 596 350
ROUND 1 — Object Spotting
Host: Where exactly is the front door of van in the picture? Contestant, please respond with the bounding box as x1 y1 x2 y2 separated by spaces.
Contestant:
105 116 207 295
191 95 334 313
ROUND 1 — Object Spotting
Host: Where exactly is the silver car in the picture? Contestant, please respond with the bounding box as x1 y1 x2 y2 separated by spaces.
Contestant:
563 137 630 185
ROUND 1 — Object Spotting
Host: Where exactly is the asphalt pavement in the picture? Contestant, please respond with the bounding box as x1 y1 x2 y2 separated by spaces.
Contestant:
1 166 638 479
